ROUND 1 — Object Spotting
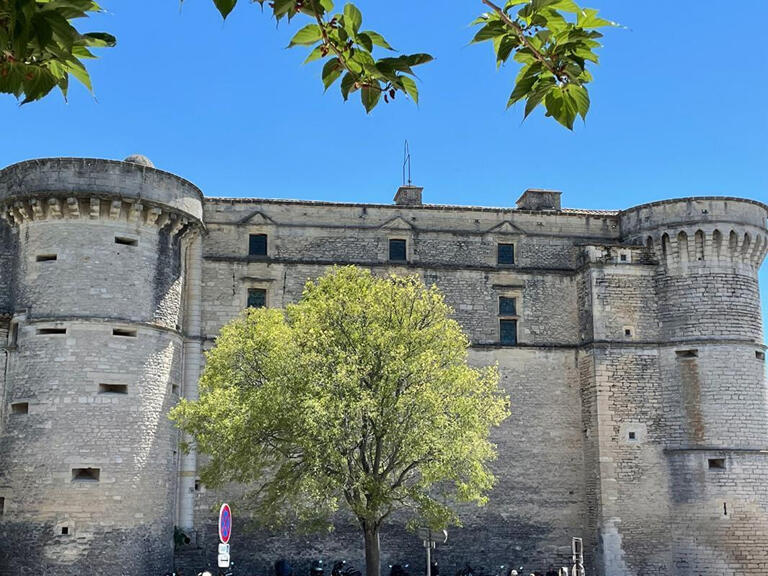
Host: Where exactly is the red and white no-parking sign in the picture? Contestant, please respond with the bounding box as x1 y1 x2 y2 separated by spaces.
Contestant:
219 503 232 544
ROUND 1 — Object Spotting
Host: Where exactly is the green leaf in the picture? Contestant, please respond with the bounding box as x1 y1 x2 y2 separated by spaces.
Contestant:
303 44 326 64
361 84 380 113
356 32 373 53
212 0 238 19
522 76 555 117
471 21 508 44
400 75 419 104
544 85 577 129
362 30 393 50
404 53 434 67
288 24 322 46
507 73 538 107
343 3 362 34
567 83 590 120
321 58 343 90
577 8 618 28
340 72 356 100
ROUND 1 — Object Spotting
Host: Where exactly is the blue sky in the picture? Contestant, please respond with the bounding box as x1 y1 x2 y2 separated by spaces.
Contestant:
1 1 766 333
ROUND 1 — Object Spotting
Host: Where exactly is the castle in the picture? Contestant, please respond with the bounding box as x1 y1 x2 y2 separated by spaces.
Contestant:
0 156 766 576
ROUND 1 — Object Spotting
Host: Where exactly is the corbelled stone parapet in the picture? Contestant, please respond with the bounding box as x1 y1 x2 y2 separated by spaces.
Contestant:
0 157 204 224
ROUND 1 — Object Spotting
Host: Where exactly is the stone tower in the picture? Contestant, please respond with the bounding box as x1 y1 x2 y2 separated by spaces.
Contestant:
579 198 768 575
0 158 202 574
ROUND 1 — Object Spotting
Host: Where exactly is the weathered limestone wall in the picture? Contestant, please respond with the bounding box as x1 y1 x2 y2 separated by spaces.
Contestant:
0 159 202 576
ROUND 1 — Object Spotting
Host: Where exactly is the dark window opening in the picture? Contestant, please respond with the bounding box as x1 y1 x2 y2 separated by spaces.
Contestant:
628 431 637 440
11 402 29 415
249 234 268 257
247 288 267 309
172 383 180 395
112 328 137 337
723 502 728 516
676 349 698 359
72 468 100 482
708 458 725 470
500 319 518 346
98 384 128 395
0 497 4 516
499 297 517 316
37 327 66 335
497 243 515 265
389 239 407 262
36 254 57 262
61 526 69 535
624 328 633 337
620 254 628 262
115 236 138 247
757 351 765 361
194 479 201 491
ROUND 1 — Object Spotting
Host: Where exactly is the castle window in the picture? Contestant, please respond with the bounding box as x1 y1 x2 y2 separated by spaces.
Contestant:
36 254 57 262
628 431 637 441
115 236 138 247
247 288 267 309
172 383 180 396
675 349 698 359
60 526 69 535
37 327 66 335
0 497 5 516
498 296 518 346
497 243 515 266
623 326 634 338
72 468 100 482
249 234 268 257
98 384 128 395
389 239 407 262
112 328 137 337
757 351 765 361
10 402 28 415
708 458 726 470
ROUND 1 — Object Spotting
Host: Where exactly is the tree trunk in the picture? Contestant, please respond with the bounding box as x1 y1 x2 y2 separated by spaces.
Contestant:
363 521 381 576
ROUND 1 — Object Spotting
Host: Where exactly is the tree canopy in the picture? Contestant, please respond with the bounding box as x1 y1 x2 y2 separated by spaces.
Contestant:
2 0 617 129
170 267 510 576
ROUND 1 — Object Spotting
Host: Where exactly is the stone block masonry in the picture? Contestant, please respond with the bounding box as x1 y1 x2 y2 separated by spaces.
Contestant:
1 157 767 576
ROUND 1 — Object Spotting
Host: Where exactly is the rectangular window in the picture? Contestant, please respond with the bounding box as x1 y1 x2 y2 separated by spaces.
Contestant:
497 243 515 265
98 384 128 395
112 328 137 338
500 319 518 346
676 349 698 359
72 468 100 482
8 323 18 347
11 402 29 415
757 351 766 361
0 497 4 516
37 327 66 335
36 254 57 262
115 236 138 247
389 239 407 262
247 288 267 309
499 297 517 316
708 458 726 470
249 234 268 256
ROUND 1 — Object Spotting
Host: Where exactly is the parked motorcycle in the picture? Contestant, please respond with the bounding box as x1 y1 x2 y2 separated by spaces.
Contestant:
331 560 362 576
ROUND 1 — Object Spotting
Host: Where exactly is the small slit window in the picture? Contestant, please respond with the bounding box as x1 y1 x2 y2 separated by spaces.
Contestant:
708 458 726 470
8 323 18 347
389 239 407 262
757 351 765 361
172 383 180 396
624 327 633 337
72 468 100 482
0 497 5 516
36 254 57 262
115 236 138 247
60 526 69 535
11 402 29 415
247 288 267 309
628 431 637 441
37 327 66 335
98 384 128 395
676 349 698 359
497 243 515 266
112 328 137 337
249 234 268 257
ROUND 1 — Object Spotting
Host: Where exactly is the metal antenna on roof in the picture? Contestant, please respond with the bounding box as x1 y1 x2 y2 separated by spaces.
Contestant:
402 140 412 186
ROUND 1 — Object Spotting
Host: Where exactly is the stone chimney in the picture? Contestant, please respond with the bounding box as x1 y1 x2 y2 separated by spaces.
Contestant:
515 188 562 211
394 185 423 206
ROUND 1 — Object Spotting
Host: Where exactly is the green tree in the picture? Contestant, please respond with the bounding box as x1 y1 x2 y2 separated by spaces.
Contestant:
0 0 115 103
171 267 510 576
2 1 617 128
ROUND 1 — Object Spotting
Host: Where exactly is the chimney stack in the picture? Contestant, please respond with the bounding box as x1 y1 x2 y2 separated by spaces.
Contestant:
515 188 562 211
394 185 423 206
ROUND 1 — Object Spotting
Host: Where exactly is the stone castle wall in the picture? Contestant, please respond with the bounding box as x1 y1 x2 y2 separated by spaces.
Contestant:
0 159 766 576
